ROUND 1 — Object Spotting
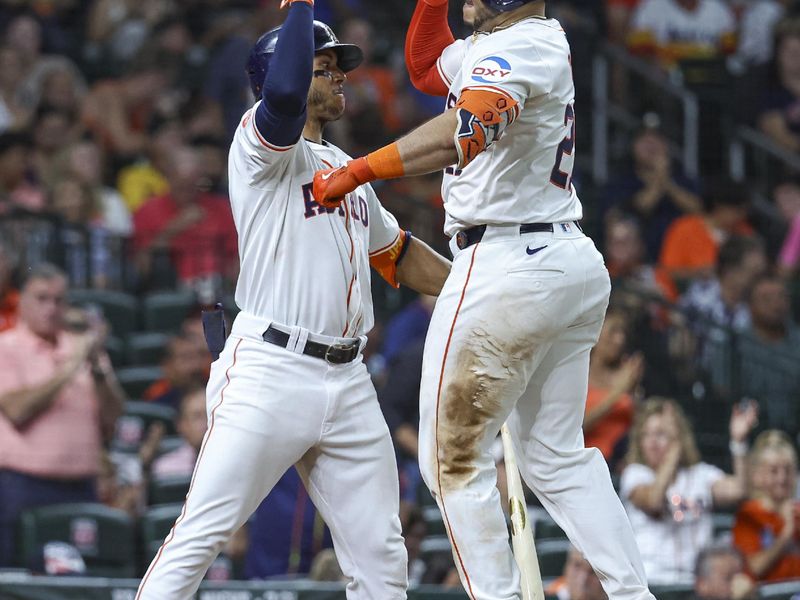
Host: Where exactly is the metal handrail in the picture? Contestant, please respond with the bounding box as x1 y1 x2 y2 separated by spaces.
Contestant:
592 43 700 184
729 124 800 184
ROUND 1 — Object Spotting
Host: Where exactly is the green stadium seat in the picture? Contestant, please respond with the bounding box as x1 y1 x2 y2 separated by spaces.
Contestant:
113 401 176 453
419 535 452 567
17 503 136 577
149 474 192 506
140 503 182 567
534 514 567 541
126 332 170 367
142 291 197 333
104 335 125 367
417 484 438 508
649 584 695 600
116 366 163 400
712 512 735 538
535 539 571 579
67 289 138 339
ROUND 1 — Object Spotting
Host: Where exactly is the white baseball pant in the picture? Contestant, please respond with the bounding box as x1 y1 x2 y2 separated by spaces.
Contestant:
136 312 408 599
418 224 655 600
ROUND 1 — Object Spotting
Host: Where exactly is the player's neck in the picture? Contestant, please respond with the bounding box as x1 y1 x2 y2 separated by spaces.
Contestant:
303 119 324 144
482 2 546 32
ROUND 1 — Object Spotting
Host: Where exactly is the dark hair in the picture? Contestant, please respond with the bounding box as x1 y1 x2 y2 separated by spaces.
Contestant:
716 235 764 277
21 262 67 289
189 135 226 151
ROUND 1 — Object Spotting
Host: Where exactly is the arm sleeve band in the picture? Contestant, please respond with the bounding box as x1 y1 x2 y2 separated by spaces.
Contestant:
405 0 455 97
369 231 411 288
254 2 314 146
454 88 519 169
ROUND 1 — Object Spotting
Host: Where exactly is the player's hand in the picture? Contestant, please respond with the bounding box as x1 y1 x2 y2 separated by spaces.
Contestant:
312 165 358 209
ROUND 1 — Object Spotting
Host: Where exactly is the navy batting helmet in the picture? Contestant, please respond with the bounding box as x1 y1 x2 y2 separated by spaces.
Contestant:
246 20 364 98
485 0 539 12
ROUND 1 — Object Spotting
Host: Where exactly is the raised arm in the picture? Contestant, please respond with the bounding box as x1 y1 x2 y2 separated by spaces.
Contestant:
253 0 315 146
405 0 456 96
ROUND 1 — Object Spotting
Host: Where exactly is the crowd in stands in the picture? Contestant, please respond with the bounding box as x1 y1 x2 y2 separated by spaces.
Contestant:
0 0 798 598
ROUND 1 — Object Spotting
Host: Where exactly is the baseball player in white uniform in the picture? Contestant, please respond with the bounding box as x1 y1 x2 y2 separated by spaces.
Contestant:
312 1 656 599
135 1 450 598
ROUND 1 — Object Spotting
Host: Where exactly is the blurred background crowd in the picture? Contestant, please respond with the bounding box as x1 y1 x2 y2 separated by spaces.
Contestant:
0 0 799 598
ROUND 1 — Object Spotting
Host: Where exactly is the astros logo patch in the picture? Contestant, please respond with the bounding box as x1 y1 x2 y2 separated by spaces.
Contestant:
471 56 512 84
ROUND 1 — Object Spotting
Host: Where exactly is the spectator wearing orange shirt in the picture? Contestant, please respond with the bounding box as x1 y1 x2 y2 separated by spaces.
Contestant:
733 430 800 583
585 308 642 469
659 178 753 287
0 241 18 332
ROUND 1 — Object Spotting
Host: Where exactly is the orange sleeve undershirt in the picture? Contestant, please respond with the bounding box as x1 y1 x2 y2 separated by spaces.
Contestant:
405 0 455 97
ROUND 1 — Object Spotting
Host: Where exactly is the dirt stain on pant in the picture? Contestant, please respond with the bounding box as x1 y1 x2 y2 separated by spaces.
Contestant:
437 325 533 492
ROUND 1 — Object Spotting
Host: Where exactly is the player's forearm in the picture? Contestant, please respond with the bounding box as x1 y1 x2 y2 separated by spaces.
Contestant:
396 109 460 175
396 237 452 296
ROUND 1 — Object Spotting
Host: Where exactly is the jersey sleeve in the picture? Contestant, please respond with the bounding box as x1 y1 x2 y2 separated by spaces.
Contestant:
229 102 300 187
437 39 469 88
364 184 409 288
461 32 554 107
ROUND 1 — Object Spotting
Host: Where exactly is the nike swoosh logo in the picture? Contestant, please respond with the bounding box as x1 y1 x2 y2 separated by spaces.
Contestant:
526 245 548 256
321 171 335 181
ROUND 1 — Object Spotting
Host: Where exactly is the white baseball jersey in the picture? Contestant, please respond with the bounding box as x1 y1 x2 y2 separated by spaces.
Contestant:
442 17 582 236
436 36 473 90
228 102 404 338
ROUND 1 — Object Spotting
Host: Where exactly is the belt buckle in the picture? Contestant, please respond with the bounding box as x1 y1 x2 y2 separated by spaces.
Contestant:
325 342 354 364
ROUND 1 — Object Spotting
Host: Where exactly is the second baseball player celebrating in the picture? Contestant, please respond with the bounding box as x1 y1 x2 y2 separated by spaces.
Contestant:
136 0 450 597
313 0 656 598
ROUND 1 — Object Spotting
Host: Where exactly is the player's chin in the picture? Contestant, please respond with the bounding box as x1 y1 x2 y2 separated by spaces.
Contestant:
329 95 346 118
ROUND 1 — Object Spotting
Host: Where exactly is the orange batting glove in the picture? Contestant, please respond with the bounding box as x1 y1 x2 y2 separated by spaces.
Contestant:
312 143 406 209
280 0 313 8
313 158 374 209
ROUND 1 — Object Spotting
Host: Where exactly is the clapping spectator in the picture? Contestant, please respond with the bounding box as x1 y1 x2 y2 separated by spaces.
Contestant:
692 543 757 600
733 430 800 582
0 264 125 566
620 397 758 585
604 122 702 261
758 18 800 153
585 307 643 469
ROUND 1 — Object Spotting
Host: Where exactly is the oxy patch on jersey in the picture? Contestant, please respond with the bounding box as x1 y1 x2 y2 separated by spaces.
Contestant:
471 56 512 84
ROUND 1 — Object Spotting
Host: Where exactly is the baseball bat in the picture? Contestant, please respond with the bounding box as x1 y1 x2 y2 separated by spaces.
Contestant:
501 424 545 600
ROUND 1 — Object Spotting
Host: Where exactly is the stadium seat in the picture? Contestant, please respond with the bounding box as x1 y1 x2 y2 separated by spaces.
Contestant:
125 332 170 367
140 503 182 567
419 535 452 567
112 401 176 453
115 366 163 400
149 474 192 506
534 514 567 541
649 584 695 600
712 512 735 538
67 289 139 339
142 290 197 333
104 335 125 367
535 539 571 579
17 503 136 577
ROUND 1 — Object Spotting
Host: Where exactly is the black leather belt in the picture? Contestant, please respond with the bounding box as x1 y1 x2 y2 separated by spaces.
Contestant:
262 325 361 364
455 221 583 250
